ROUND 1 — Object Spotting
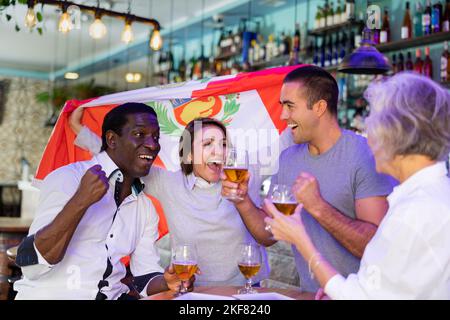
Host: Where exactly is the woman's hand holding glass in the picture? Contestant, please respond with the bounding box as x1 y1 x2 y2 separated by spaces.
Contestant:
263 199 308 248
221 148 250 202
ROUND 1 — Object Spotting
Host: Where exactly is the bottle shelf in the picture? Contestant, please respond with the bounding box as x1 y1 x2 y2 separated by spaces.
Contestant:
250 55 290 70
308 20 364 36
215 51 241 61
376 31 450 53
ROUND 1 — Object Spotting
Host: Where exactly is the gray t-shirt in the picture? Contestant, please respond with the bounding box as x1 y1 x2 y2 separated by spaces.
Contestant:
271 130 395 292
142 167 270 286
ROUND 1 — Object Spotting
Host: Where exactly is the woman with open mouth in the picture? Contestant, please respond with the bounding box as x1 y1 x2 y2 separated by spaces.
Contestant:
69 109 270 289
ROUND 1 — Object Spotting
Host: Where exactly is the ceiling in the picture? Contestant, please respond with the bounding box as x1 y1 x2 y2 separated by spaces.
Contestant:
0 0 293 89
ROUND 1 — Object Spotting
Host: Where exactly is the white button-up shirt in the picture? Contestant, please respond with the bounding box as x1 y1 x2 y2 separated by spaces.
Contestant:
325 162 450 299
14 151 163 300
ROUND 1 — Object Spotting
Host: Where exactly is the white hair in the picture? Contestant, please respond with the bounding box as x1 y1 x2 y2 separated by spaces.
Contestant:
364 72 450 161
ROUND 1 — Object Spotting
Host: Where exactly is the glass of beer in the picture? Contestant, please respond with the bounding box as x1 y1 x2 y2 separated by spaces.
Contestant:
268 184 297 215
237 243 261 294
223 147 249 201
172 244 198 296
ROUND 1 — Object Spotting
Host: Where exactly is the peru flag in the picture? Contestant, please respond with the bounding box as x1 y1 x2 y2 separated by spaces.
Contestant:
34 65 301 239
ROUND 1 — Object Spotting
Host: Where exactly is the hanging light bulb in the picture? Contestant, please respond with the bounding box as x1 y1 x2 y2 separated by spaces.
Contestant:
121 20 134 44
149 29 163 51
89 14 107 40
58 11 73 34
24 4 37 29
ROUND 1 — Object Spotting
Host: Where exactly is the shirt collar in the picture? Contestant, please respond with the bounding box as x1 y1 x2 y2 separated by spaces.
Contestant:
185 173 218 190
388 162 448 205
94 151 145 196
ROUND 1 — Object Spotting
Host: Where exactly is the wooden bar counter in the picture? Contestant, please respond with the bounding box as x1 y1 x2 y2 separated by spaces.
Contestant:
143 286 315 300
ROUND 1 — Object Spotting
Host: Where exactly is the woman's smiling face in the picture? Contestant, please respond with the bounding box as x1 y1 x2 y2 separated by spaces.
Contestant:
191 125 227 183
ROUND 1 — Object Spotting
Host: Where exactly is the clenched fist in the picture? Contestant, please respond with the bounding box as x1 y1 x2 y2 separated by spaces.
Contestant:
292 172 324 213
75 165 109 207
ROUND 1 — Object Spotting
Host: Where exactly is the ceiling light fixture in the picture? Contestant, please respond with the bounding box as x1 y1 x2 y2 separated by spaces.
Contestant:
27 0 161 49
121 17 134 44
58 5 73 34
89 12 107 39
24 0 37 29
150 29 163 51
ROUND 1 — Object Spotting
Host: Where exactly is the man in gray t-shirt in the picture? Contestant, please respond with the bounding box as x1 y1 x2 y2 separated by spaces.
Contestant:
271 130 394 292
222 66 395 293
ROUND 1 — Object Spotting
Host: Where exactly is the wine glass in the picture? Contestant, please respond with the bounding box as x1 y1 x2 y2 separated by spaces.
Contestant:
268 184 297 215
172 244 198 296
223 147 249 201
237 243 262 294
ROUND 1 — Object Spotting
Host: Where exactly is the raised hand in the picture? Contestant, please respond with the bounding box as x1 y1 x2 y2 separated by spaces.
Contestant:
292 172 324 213
220 170 250 203
75 165 109 207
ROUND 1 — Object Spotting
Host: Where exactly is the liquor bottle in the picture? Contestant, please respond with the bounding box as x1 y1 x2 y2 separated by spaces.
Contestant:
234 21 244 53
414 48 424 74
217 28 225 57
249 39 256 64
392 54 398 74
340 0 346 23
423 0 432 35
320 6 326 28
406 51 414 71
257 33 266 62
398 53 405 72
323 1 329 27
432 1 443 33
414 1 424 37
443 0 450 32
325 36 332 67
283 32 292 56
313 42 320 66
178 59 187 81
380 7 390 43
332 34 339 66
345 0 355 21
293 23 301 64
349 29 356 50
339 32 347 64
320 38 326 67
253 39 261 63
402 2 412 39
354 24 363 48
315 6 322 29
278 32 286 56
441 41 449 82
423 47 433 78
327 2 335 27
188 54 197 80
266 34 276 61
335 0 342 25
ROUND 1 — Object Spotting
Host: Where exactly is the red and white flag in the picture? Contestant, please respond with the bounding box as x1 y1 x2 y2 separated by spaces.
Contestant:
34 65 302 240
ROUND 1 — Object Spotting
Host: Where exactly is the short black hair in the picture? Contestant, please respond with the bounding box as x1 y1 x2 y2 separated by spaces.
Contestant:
284 66 339 116
101 102 158 151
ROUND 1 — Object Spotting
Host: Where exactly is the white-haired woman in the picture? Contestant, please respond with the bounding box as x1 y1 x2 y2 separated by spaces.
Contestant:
264 72 450 299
